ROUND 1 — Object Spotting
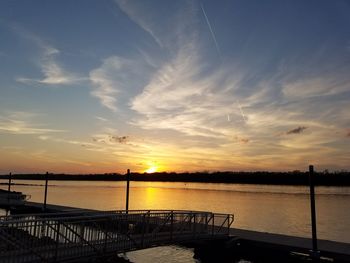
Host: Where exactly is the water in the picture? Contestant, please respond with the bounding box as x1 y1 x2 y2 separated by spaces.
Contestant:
1 180 350 262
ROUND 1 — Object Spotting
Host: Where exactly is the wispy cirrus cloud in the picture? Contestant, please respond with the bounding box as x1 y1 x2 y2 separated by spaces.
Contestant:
89 56 150 112
282 75 350 99
95 116 109 122
122 1 246 139
115 0 163 47
108 0 350 171
38 135 94 147
0 111 64 135
130 49 243 139
89 58 119 112
13 26 82 85
16 47 81 85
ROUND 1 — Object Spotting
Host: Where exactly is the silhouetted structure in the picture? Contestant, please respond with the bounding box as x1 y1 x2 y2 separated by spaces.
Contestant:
1 170 350 186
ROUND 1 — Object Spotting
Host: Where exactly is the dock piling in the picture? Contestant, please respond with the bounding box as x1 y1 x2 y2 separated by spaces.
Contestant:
8 172 12 192
309 165 320 259
6 172 12 216
126 169 130 213
43 171 49 211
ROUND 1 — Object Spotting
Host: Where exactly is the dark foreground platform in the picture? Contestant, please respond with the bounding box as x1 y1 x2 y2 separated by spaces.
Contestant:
3 202 350 262
229 228 350 262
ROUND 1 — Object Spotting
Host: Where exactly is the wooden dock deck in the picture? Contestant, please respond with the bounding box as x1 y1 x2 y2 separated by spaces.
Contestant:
7 201 97 214
229 228 350 261
0 209 233 263
3 202 350 262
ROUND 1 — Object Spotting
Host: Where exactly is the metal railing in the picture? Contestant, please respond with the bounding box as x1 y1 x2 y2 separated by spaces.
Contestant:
0 210 233 263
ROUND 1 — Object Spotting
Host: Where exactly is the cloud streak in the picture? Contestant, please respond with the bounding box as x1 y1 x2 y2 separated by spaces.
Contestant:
89 56 150 112
115 0 163 47
111 0 350 173
237 100 247 123
0 112 64 135
17 47 82 85
286 126 307 135
200 3 221 58
13 27 81 85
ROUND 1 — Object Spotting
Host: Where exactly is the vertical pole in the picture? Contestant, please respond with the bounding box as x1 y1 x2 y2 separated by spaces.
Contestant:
193 214 196 238
211 214 214 237
43 172 49 211
8 172 12 192
227 215 230 235
6 172 12 215
170 211 174 241
54 222 60 261
141 213 146 248
125 169 130 213
309 165 319 257
104 220 108 253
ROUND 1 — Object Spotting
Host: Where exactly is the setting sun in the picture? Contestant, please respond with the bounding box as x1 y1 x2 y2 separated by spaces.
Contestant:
145 166 157 173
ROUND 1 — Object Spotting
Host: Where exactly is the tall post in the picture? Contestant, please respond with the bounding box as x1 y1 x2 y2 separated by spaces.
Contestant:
43 172 49 211
170 211 174 241
8 172 12 192
125 169 130 213
6 172 12 215
309 165 319 258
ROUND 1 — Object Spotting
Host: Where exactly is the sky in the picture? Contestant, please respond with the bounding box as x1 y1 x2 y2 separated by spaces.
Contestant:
0 0 350 174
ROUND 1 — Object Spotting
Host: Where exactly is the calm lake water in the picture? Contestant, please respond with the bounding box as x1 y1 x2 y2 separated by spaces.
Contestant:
1 180 350 262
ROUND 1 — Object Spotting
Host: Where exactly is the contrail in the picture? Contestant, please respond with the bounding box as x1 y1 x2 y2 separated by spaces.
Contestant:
237 100 247 123
200 3 221 58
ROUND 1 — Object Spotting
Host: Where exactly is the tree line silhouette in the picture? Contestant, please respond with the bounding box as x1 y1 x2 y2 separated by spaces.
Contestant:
0 170 350 186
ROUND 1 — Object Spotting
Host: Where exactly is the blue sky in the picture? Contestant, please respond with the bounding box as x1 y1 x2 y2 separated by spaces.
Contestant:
0 0 350 173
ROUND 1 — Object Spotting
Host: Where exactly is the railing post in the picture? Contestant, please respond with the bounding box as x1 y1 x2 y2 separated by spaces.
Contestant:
43 172 49 211
170 211 174 241
227 215 230 235
54 221 60 262
80 224 85 243
33 220 38 238
205 213 208 232
193 213 196 238
211 214 214 237
141 213 146 248
104 220 108 253
146 211 150 238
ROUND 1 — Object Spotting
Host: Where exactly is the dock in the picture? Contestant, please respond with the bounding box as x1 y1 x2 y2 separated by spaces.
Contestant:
229 228 350 262
0 207 233 263
1 202 350 262
10 201 98 214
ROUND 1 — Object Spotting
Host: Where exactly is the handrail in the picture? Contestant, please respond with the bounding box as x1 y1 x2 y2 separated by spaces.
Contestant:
0 210 234 263
0 209 220 221
1 211 218 224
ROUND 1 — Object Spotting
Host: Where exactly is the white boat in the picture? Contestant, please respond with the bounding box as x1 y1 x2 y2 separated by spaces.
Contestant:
0 189 30 207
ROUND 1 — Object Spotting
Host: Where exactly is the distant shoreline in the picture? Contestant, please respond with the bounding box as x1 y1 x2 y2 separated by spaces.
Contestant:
0 171 349 186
